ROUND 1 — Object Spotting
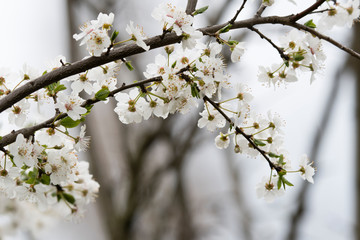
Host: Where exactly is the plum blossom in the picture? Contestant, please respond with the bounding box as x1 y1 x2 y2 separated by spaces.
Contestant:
126 21 150 51
256 176 284 202
230 42 246 62
55 92 87 120
298 154 315 183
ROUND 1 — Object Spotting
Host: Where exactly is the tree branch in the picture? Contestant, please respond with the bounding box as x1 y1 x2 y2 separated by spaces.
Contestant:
1 14 359 113
203 95 282 172
0 76 162 148
186 0 198 15
248 26 289 60
289 0 327 22
228 0 248 25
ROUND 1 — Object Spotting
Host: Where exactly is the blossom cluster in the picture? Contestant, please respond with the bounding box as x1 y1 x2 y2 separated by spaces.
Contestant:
258 29 326 87
3 0 359 224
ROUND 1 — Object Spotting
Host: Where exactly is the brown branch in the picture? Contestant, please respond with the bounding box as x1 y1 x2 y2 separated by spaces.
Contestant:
248 26 289 60
228 0 248 25
289 0 327 22
1 14 360 113
186 0 198 15
255 4 266 18
203 95 282 172
0 76 162 148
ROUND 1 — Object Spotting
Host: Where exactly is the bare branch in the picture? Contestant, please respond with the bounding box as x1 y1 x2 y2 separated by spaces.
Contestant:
228 0 248 25
1 15 359 114
186 0 198 15
289 0 327 22
203 95 282 172
248 26 289 60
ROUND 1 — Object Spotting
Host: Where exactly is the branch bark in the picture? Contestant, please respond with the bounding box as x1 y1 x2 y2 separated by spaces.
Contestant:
1 14 359 114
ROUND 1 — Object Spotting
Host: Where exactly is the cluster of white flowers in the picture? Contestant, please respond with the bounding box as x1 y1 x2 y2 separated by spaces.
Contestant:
73 12 114 56
317 0 360 32
114 41 230 123
152 3 203 49
258 29 326 86
2 129 99 220
8 0 360 219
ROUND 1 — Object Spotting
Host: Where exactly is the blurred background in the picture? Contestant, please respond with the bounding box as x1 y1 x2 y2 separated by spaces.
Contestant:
0 0 359 239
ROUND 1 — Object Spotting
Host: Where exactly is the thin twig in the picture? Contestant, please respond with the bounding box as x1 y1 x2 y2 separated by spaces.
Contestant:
248 26 289 60
228 0 248 25
1 14 360 113
255 5 266 18
203 95 282 172
289 0 327 22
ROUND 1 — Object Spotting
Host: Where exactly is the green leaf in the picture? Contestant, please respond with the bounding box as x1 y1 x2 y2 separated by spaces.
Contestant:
218 24 232 34
54 84 67 93
40 174 51 185
0 136 2 140
282 177 294 187
171 61 177 68
111 30 119 42
277 177 282 190
228 40 239 46
62 193 76 205
95 87 110 101
125 61 134 71
253 139 266 147
82 105 93 116
60 117 84 128
304 19 317 29
293 53 305 61
190 84 200 98
268 152 280 158
192 6 209 16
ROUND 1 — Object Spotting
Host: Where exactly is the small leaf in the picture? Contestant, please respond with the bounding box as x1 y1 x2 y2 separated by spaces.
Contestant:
218 24 232 34
62 193 76 205
54 84 67 93
277 177 282 190
171 61 177 68
95 87 110 101
111 30 119 42
40 174 51 185
253 139 266 147
82 105 93 116
60 117 84 128
269 152 280 158
192 6 209 16
293 53 304 61
190 84 200 98
304 19 317 29
282 177 294 187
125 61 134 71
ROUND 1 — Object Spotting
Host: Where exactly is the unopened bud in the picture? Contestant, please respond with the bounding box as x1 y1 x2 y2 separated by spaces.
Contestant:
164 45 174 55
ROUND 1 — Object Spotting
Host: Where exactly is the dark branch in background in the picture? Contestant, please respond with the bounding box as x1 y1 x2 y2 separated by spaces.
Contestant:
286 66 342 240
1 12 360 113
186 0 198 15
248 26 289 61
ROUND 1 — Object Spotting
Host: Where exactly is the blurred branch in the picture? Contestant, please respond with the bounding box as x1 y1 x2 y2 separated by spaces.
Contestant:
225 150 253 240
286 64 342 240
